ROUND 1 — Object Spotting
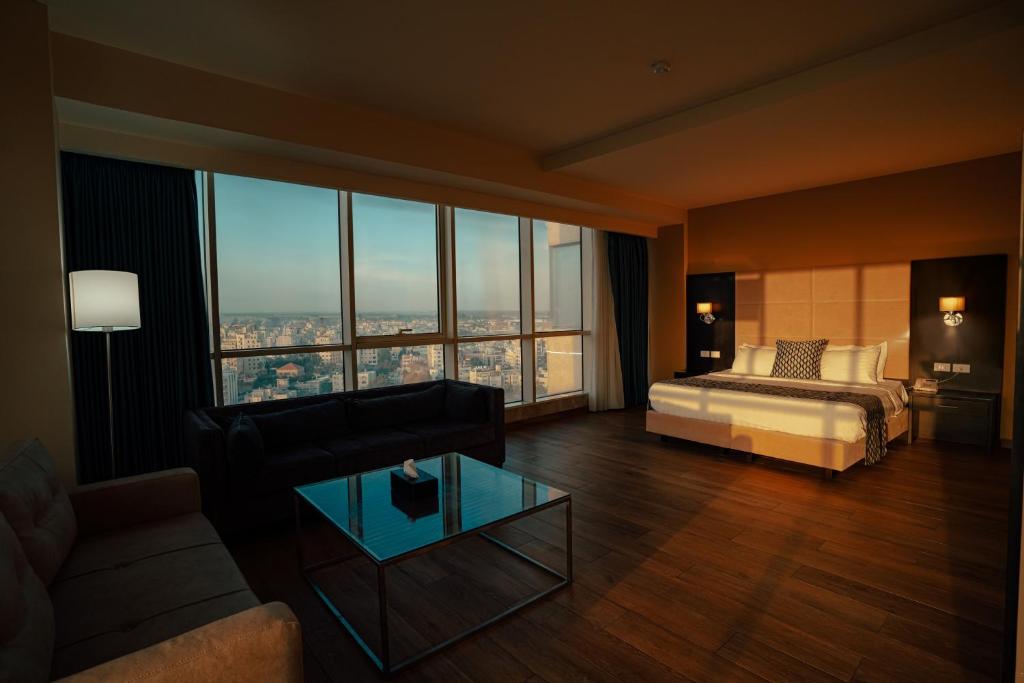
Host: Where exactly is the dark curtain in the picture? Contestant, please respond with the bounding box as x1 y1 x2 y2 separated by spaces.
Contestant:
607 233 649 407
61 152 213 483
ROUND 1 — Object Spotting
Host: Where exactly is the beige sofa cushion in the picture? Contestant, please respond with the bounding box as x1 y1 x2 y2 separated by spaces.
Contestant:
0 513 54 683
49 514 259 678
0 440 77 585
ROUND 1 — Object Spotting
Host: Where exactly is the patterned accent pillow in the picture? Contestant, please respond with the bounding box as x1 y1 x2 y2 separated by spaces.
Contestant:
770 339 829 380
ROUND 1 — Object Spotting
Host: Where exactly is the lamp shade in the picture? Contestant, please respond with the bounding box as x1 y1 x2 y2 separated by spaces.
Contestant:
69 270 141 331
695 302 713 314
938 296 965 313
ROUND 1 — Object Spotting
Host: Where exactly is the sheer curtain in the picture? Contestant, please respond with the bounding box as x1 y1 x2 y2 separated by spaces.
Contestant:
589 230 625 411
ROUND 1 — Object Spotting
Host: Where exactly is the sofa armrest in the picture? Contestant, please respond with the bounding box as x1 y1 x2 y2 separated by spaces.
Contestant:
69 468 201 537
184 409 229 524
55 602 302 683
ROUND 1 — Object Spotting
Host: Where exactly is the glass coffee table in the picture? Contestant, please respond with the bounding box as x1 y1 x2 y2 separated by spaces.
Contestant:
293 452 571 675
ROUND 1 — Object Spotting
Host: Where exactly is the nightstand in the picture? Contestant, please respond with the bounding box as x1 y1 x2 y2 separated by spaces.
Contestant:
910 389 1000 451
672 370 701 379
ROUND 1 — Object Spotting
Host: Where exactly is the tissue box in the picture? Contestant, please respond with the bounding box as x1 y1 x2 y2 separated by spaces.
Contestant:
389 468 438 500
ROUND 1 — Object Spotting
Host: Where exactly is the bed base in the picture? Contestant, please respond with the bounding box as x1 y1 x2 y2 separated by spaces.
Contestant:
647 409 910 477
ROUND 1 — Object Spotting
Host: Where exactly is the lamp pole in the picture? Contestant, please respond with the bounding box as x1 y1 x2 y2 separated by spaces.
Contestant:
105 327 116 478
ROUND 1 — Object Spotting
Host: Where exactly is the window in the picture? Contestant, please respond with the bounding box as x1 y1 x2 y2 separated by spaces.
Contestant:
533 221 582 332
355 344 444 389
454 208 520 336
221 353 344 404
458 340 523 403
199 172 590 408
214 175 341 339
352 194 439 336
536 336 583 399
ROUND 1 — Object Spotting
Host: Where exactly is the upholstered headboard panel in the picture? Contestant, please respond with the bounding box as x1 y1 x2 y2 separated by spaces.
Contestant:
734 263 910 379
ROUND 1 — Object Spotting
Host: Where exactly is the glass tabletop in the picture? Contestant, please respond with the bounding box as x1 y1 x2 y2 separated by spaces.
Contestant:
294 453 569 564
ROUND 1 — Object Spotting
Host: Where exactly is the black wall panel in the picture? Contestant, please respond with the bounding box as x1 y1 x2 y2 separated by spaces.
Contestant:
685 272 736 375
909 254 1007 393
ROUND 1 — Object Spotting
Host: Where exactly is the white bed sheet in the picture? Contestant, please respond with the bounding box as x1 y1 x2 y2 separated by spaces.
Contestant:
648 371 908 444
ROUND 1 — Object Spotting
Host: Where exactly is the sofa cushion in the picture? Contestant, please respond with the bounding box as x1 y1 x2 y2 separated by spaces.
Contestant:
250 400 348 449
50 541 258 678
400 420 496 454
0 440 77 586
321 428 425 475
349 384 446 431
55 512 221 583
231 444 335 499
445 382 488 423
0 513 54 683
226 414 264 470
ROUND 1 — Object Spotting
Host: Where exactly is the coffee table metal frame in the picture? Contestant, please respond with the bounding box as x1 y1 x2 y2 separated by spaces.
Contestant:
294 484 572 675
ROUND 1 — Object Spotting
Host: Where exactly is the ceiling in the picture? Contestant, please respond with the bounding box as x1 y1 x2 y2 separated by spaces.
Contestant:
43 0 1024 210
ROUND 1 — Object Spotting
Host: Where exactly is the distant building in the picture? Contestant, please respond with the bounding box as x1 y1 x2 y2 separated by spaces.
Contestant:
221 368 238 404
276 362 303 378
331 372 345 392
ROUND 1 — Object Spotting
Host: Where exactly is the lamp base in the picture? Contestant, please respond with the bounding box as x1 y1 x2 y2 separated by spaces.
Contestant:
943 312 964 327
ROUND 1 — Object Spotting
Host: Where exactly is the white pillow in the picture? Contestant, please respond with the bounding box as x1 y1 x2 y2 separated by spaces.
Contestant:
820 345 882 384
827 342 888 379
732 344 776 376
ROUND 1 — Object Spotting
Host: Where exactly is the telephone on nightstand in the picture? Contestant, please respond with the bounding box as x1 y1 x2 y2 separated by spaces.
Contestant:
913 378 939 394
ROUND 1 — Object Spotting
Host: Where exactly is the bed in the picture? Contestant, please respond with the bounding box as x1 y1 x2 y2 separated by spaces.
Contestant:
647 371 910 477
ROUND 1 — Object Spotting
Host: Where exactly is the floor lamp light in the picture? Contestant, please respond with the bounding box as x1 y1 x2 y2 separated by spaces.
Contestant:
69 270 141 479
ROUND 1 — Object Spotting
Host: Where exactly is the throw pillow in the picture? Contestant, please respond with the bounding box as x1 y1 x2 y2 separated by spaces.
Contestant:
770 339 829 380
349 384 446 430
445 382 487 423
226 414 264 470
249 400 348 449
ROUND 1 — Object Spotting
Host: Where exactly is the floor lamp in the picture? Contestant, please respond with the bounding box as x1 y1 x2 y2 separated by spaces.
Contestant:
69 270 141 479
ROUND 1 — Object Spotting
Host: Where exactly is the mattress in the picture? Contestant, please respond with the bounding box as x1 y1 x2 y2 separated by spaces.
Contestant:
648 371 908 444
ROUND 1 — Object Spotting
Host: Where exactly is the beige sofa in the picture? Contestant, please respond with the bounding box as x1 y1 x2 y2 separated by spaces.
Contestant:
0 439 303 682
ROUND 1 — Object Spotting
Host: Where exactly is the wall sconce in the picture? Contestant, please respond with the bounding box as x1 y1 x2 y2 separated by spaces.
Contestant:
939 296 965 327
696 302 715 325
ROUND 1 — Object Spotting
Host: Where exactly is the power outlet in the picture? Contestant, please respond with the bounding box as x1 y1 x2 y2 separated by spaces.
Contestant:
952 363 971 373
933 362 951 372
700 350 711 358
710 350 722 358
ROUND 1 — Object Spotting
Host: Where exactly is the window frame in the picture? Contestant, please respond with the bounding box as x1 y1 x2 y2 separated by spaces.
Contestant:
199 171 590 407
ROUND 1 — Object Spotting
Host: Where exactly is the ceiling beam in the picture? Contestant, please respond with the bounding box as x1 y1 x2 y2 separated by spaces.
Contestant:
541 1 1024 171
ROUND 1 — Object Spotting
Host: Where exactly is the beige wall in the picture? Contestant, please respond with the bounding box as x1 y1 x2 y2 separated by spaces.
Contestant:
686 153 1021 439
1 1 76 483
648 224 687 382
49 34 684 237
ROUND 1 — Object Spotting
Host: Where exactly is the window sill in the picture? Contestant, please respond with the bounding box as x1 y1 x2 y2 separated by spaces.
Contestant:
505 393 588 425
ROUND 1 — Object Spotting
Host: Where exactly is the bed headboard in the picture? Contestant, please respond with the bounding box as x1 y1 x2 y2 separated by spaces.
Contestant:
734 262 910 379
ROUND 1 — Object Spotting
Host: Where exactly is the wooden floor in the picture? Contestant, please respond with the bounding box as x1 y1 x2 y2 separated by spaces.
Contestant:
229 408 1010 682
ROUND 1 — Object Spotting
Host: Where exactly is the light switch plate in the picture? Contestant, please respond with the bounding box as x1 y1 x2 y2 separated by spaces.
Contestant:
710 350 721 358
700 350 711 358
933 362 951 372
952 363 971 373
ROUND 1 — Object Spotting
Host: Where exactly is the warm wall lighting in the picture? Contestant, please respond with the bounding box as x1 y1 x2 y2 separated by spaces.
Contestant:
939 296 965 327
696 302 715 325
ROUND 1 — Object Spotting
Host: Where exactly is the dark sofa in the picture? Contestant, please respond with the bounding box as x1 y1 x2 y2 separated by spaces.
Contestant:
184 379 504 529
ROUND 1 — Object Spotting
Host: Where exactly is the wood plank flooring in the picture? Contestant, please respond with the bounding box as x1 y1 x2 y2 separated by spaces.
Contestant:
228 408 1010 682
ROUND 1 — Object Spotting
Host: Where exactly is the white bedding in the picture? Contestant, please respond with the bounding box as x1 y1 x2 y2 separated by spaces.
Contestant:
648 371 908 444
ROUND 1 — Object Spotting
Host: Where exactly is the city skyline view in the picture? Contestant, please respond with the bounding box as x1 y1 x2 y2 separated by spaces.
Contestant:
218 312 579 405
206 172 585 407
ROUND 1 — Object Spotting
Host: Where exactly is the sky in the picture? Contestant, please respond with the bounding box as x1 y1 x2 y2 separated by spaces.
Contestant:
212 173 574 315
